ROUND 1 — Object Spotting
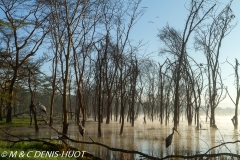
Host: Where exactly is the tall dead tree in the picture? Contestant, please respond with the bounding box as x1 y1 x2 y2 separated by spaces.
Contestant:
119 55 130 135
195 1 236 128
146 63 156 122
157 60 168 124
71 0 101 127
49 54 58 126
94 37 107 137
48 0 87 136
98 0 144 135
158 0 216 128
226 59 240 129
188 60 204 130
129 55 139 127
27 66 39 132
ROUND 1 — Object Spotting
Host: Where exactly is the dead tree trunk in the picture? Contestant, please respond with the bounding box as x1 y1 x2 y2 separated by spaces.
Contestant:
27 67 38 132
226 59 240 129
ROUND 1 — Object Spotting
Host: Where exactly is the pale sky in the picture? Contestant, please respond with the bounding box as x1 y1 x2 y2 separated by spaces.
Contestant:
0 0 239 108
129 0 240 108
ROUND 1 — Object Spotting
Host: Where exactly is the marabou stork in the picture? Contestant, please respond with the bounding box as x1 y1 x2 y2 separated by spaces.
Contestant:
166 127 180 148
78 122 85 136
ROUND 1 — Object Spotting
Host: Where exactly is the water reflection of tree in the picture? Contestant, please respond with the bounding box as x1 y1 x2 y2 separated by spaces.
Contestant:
186 126 192 156
196 127 200 155
210 128 216 155
233 129 239 155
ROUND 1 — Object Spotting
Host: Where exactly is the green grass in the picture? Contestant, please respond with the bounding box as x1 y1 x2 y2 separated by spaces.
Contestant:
0 118 30 127
0 114 31 127
0 115 47 128
0 141 85 160
0 117 87 159
0 116 89 159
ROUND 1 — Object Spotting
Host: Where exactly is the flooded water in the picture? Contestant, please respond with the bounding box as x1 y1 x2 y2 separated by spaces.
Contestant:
1 115 240 159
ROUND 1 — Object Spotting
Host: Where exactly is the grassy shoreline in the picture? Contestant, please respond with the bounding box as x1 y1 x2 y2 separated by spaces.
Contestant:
0 142 81 160
0 118 30 128
0 117 85 160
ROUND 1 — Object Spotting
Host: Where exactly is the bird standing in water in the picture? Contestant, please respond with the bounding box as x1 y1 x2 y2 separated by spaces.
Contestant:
166 127 180 148
78 122 85 136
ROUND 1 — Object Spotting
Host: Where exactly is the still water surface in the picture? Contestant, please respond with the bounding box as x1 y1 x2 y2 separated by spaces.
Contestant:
1 115 240 159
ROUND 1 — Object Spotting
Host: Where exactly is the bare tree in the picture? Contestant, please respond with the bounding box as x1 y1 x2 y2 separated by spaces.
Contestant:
47 0 89 135
118 54 130 135
71 0 102 127
27 66 39 132
195 1 236 128
92 0 144 135
157 60 168 124
158 0 216 128
129 55 139 126
49 53 58 126
226 59 240 129
145 63 157 122
94 38 107 137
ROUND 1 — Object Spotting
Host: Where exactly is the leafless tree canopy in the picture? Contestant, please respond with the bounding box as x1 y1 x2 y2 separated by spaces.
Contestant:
0 0 239 159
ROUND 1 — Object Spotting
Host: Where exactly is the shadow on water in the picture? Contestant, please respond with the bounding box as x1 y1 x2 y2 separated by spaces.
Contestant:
1 115 240 159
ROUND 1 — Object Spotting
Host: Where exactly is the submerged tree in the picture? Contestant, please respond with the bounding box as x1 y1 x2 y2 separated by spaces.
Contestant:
226 59 240 129
195 1 236 128
158 0 216 128
27 66 39 132
47 0 88 136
